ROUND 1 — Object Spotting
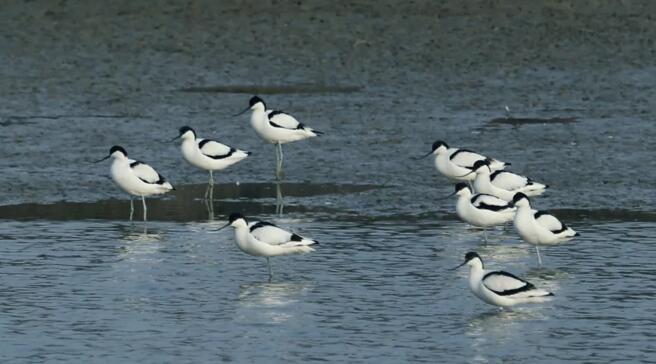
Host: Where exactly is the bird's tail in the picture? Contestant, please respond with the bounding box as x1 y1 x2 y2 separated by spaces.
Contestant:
489 159 509 171
281 238 318 254
514 289 554 303
160 182 174 192
281 244 317 254
563 227 579 238
234 149 251 160
305 128 323 137
522 182 548 196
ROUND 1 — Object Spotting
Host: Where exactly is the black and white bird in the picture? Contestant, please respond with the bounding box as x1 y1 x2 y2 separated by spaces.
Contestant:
235 96 322 180
219 213 318 277
448 183 516 242
511 193 579 265
453 252 554 307
422 140 509 182
94 145 174 221
172 126 250 196
464 159 549 201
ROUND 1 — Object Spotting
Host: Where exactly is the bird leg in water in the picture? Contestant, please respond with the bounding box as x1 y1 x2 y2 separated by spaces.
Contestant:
275 142 284 180
129 198 134 221
141 196 147 222
205 171 215 200
275 182 284 216
535 246 543 266
204 185 215 220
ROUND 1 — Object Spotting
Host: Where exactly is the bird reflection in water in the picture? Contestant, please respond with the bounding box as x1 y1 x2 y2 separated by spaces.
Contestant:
204 185 215 220
466 308 549 362
236 281 312 324
275 181 284 216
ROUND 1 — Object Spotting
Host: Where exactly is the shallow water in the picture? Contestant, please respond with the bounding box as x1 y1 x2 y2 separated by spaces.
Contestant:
1 214 656 362
2 0 656 362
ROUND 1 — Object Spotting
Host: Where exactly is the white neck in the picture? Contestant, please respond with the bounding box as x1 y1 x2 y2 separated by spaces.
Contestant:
234 225 251 249
474 172 492 189
468 261 485 289
516 202 532 214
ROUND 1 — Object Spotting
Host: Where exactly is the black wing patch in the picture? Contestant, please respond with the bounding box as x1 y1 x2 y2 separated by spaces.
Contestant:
477 202 510 211
489 170 504 181
290 233 303 242
483 271 535 296
199 139 236 159
534 211 549 219
130 161 142 168
139 174 167 185
534 211 568 234
449 148 477 161
268 110 304 130
471 194 510 211
249 221 276 232
268 110 286 129
198 139 212 149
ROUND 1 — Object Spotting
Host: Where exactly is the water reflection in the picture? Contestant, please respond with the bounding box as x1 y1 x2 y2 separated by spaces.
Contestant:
523 267 568 293
0 182 379 221
204 185 215 221
115 223 165 260
275 181 284 216
466 307 549 363
236 281 313 324
468 307 545 335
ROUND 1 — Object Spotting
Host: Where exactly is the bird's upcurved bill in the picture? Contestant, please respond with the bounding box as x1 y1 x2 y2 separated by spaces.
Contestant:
450 261 467 270
439 191 457 200
413 151 433 160
233 106 250 117
93 155 110 163
167 134 181 142
217 222 231 231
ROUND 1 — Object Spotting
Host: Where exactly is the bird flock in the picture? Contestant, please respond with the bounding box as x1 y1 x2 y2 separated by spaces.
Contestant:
426 139 580 307
97 96 579 308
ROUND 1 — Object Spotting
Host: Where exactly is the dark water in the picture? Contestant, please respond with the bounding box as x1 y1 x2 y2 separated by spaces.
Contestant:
2 1 656 362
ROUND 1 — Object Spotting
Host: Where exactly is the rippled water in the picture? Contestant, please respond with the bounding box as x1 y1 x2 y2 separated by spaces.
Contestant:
1 213 655 362
3 0 656 362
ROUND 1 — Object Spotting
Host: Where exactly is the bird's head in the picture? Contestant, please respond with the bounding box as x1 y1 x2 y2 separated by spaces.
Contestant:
452 251 483 270
510 192 530 207
178 126 196 140
218 212 248 230
94 145 127 163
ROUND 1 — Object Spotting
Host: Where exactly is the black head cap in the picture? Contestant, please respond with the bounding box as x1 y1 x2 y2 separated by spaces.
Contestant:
464 251 481 262
249 96 265 107
179 126 195 135
431 140 448 152
512 192 529 204
455 182 469 192
228 212 246 223
472 159 491 170
109 145 127 156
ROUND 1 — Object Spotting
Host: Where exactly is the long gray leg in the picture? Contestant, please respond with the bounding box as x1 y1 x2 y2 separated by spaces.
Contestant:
535 246 543 266
275 143 283 180
129 198 134 221
275 182 284 216
279 143 284 168
483 228 488 244
141 196 147 222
